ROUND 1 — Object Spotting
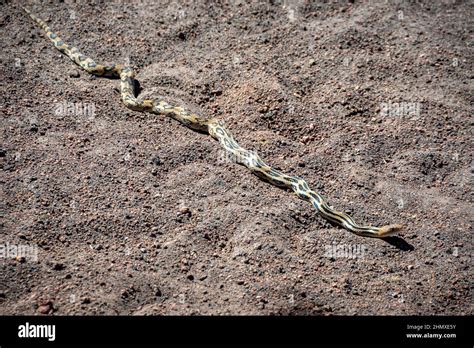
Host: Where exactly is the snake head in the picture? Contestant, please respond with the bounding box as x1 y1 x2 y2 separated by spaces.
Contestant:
143 99 154 109
377 224 403 238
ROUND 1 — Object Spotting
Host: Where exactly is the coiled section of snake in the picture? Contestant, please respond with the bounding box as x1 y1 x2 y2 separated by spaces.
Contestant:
23 6 402 238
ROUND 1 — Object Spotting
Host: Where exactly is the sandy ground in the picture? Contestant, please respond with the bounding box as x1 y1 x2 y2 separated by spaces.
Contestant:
0 1 472 315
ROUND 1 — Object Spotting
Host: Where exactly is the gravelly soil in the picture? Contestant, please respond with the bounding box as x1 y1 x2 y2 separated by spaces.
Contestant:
0 1 472 315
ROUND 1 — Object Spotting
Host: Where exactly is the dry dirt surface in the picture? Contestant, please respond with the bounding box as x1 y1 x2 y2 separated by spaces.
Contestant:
1 1 472 316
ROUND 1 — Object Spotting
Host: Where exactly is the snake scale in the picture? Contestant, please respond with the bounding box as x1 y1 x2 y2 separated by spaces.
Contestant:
22 6 402 238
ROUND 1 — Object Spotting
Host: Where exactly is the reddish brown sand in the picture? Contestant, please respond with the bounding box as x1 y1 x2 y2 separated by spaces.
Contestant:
1 1 472 315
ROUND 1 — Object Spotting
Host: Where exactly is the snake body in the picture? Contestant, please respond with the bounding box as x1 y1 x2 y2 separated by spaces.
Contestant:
22 6 402 238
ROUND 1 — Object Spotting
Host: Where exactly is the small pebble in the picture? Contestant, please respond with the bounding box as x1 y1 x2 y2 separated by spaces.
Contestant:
151 155 162 165
69 70 80 78
178 207 191 216
37 301 53 314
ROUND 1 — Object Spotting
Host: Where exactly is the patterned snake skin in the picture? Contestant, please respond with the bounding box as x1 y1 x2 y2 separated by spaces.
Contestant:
22 6 403 238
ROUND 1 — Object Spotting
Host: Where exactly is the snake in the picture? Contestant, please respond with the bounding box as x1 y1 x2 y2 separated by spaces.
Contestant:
22 6 403 238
